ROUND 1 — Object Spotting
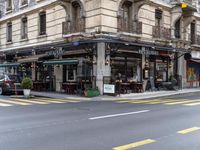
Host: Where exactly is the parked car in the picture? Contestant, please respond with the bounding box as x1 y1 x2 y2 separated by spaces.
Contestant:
0 74 23 95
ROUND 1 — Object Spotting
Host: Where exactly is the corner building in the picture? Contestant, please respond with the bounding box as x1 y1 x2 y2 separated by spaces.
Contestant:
0 0 200 95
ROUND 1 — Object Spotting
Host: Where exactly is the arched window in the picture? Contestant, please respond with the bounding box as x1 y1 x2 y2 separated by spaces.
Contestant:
118 1 133 32
72 1 85 32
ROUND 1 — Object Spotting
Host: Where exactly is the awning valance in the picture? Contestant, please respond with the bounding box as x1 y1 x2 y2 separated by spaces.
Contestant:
43 59 79 65
0 63 20 67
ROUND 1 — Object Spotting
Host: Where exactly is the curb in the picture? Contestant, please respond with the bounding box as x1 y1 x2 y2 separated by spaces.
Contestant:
29 89 200 101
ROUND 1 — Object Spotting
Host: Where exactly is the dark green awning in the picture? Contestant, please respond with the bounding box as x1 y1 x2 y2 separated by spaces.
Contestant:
0 63 20 67
43 59 79 65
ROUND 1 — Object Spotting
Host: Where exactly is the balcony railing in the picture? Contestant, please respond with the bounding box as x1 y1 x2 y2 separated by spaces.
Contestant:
118 18 142 34
62 18 85 35
152 26 171 40
189 34 200 45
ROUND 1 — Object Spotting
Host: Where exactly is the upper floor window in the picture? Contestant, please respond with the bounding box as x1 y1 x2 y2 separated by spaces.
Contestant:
155 9 163 26
21 17 28 39
72 2 85 32
6 0 12 11
21 0 28 6
7 22 12 42
190 21 196 44
121 1 132 32
117 1 133 32
175 19 181 39
0 11 2 18
39 11 46 35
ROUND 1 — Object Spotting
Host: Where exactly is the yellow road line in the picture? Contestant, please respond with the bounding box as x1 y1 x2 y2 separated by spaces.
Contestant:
113 139 156 150
177 127 200 134
33 99 66 104
165 100 200 105
12 98 49 104
128 100 161 104
0 100 31 106
147 100 181 104
0 102 13 106
129 99 178 104
35 98 81 103
184 102 200 106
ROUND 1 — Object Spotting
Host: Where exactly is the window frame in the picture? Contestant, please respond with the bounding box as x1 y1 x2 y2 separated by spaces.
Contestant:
21 0 28 6
39 11 46 36
6 0 12 12
21 17 28 40
7 22 12 43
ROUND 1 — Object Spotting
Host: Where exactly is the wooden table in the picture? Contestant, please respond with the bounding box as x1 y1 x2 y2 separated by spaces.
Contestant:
62 82 77 94
33 81 49 91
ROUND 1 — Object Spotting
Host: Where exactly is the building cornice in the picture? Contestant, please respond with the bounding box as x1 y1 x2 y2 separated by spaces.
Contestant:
0 0 57 23
149 0 172 9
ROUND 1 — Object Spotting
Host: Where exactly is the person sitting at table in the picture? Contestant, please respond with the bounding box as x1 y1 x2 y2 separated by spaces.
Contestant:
128 73 138 82
116 73 122 82
132 73 138 82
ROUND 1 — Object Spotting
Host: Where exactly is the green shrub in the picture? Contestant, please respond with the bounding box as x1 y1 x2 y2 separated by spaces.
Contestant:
86 88 100 97
21 77 33 89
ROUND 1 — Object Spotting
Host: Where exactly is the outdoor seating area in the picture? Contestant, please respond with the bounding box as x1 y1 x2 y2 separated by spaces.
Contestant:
61 82 77 94
59 76 95 95
33 81 50 91
115 81 143 94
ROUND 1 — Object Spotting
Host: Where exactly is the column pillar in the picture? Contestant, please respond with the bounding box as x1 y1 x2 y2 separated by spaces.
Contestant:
178 53 185 88
96 42 111 95
141 48 146 91
32 62 36 81
54 65 63 92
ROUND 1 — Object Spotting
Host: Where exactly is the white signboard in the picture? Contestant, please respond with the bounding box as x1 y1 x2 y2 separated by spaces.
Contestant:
104 84 115 94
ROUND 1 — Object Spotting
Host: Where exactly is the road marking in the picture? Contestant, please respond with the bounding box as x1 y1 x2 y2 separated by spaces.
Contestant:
113 139 156 150
35 98 81 103
147 100 181 104
117 99 165 104
89 110 150 120
66 97 91 101
115 100 138 103
0 100 31 105
184 102 200 106
129 100 159 104
33 99 66 104
177 127 200 134
165 100 200 105
12 98 49 104
0 102 13 106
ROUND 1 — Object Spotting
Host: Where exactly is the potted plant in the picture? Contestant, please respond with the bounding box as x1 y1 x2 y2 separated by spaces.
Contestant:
84 87 100 97
21 77 33 97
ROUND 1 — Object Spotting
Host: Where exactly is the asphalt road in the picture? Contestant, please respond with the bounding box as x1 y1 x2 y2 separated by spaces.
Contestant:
0 93 200 150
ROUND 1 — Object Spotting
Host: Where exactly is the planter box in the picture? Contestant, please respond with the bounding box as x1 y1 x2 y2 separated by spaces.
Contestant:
85 89 100 97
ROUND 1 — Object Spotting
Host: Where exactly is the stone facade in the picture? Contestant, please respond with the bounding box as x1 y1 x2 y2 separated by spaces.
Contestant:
0 0 200 94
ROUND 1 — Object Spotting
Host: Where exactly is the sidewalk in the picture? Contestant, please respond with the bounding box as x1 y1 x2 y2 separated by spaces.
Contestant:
30 88 200 101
